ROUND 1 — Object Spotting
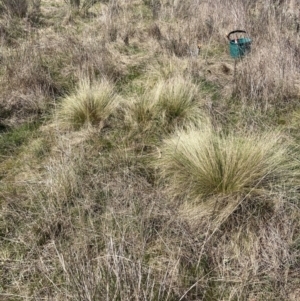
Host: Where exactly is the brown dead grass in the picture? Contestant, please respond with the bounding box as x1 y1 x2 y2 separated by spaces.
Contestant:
1 1 300 300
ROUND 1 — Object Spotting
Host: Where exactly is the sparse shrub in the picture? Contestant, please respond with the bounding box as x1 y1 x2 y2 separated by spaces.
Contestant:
58 79 120 129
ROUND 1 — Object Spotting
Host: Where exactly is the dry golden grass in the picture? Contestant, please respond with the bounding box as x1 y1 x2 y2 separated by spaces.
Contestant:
58 78 120 129
126 75 204 137
1 1 300 300
153 76 202 127
157 124 295 203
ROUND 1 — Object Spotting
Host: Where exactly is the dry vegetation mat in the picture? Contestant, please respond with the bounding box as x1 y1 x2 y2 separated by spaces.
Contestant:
1 0 300 300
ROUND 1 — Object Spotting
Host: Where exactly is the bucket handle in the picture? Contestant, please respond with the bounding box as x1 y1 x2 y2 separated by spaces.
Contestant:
227 30 247 41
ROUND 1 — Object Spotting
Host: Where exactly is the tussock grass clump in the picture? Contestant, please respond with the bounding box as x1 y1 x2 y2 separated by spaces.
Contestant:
129 96 156 131
153 76 202 127
157 124 295 203
127 76 203 135
58 79 120 129
156 124 300 299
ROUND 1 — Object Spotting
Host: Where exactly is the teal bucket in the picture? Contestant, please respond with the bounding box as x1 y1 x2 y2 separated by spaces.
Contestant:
227 30 251 59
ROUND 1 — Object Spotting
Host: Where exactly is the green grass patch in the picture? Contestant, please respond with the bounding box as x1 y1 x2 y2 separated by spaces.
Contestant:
0 122 39 158
198 78 220 101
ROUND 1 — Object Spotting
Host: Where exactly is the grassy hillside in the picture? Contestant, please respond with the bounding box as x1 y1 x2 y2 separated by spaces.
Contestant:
1 0 300 300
